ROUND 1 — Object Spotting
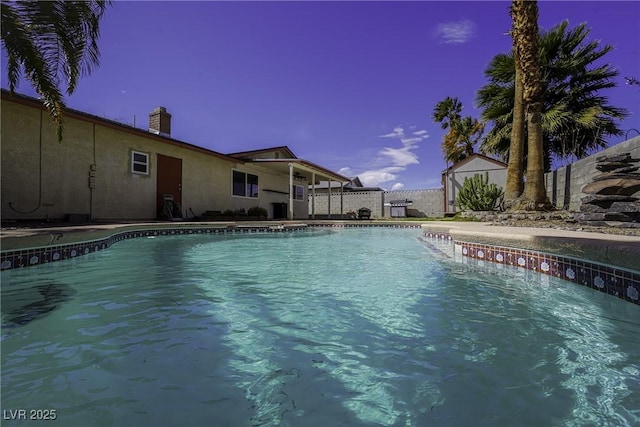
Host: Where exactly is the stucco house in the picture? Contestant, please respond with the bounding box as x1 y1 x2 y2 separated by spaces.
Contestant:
0 90 347 222
441 153 507 214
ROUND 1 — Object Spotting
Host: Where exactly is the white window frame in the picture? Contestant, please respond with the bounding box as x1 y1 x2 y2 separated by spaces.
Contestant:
232 170 259 198
131 150 149 175
292 184 305 201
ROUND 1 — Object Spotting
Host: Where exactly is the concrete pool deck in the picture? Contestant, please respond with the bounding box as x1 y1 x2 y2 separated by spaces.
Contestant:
1 219 639 272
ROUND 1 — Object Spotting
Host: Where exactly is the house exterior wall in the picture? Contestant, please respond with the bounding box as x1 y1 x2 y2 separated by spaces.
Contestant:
233 164 309 219
545 136 640 211
2 102 94 220
444 157 507 213
1 97 311 221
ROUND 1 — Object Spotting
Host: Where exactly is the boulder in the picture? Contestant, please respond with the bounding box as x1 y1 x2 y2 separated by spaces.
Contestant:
574 212 640 222
592 172 640 182
595 153 635 163
581 178 640 196
596 161 638 172
580 201 640 213
581 194 638 205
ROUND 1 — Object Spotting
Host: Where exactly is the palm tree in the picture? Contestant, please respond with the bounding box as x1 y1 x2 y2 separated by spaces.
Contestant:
477 21 627 169
511 0 548 209
1 1 111 141
432 97 484 163
440 116 485 163
432 96 463 130
505 27 525 203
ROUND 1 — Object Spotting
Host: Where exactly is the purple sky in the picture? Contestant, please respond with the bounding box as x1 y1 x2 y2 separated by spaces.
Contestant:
3 1 639 190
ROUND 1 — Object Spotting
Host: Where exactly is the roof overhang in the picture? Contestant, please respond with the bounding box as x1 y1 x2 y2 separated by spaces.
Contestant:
248 159 350 183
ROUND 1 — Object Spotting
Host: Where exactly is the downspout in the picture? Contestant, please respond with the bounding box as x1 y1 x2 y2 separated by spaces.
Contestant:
311 172 316 220
288 163 294 220
89 123 96 221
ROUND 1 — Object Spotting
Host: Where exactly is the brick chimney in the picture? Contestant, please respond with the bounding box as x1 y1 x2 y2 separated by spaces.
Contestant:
149 106 171 136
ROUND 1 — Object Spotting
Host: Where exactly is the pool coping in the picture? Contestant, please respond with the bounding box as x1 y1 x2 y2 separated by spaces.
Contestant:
1 220 638 305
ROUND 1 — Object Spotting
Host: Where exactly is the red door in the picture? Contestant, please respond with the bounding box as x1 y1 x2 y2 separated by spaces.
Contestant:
156 154 182 217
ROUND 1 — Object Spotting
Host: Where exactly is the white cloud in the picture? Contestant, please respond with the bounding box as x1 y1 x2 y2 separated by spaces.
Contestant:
379 127 404 138
338 167 354 176
391 182 405 191
120 89 127 94
358 168 399 187
434 20 476 44
380 146 419 167
400 137 422 145
344 125 430 188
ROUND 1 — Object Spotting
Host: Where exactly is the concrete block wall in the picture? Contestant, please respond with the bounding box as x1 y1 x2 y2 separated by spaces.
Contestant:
310 191 384 217
383 189 443 217
545 136 640 211
309 189 444 218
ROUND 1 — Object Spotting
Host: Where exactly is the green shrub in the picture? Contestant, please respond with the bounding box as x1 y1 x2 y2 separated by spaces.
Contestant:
456 172 504 211
221 209 235 216
247 206 268 218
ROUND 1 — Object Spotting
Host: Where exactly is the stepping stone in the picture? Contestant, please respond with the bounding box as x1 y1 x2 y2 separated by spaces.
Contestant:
596 161 639 172
595 153 634 163
592 172 640 182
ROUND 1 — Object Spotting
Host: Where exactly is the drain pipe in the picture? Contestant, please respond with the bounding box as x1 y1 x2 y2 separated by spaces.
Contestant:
89 123 97 221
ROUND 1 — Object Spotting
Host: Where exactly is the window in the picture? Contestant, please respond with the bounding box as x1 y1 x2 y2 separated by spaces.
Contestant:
233 170 259 198
292 185 305 201
131 150 149 175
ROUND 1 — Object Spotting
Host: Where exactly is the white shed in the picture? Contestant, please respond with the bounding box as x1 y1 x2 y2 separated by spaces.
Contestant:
441 154 507 214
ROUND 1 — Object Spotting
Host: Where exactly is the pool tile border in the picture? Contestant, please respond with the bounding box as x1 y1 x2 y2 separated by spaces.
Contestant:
3 222 637 306
0 223 422 271
0 224 310 271
423 231 639 305
310 223 422 229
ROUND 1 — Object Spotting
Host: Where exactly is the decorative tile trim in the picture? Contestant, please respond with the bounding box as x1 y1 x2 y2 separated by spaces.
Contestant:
309 223 422 229
423 234 639 305
423 231 453 241
0 224 308 271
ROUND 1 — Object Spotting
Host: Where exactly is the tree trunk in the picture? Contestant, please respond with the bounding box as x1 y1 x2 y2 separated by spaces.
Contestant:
523 101 548 203
511 0 550 209
505 51 525 202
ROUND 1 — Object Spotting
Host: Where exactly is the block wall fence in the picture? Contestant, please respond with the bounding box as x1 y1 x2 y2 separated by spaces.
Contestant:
545 136 640 211
309 189 443 218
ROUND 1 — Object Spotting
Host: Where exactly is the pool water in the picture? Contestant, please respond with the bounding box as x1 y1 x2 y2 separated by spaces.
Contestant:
1 228 639 426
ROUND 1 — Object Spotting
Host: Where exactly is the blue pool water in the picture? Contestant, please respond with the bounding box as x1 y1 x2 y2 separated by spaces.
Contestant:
1 228 639 426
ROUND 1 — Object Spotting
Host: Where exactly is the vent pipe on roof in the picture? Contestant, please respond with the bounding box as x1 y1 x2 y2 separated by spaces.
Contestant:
149 106 171 136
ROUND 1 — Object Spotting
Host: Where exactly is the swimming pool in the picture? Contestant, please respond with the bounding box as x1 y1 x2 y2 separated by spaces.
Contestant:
2 228 639 426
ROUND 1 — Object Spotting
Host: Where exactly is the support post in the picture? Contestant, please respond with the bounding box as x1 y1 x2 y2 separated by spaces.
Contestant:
327 179 332 220
311 172 316 220
340 182 344 217
288 163 294 220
